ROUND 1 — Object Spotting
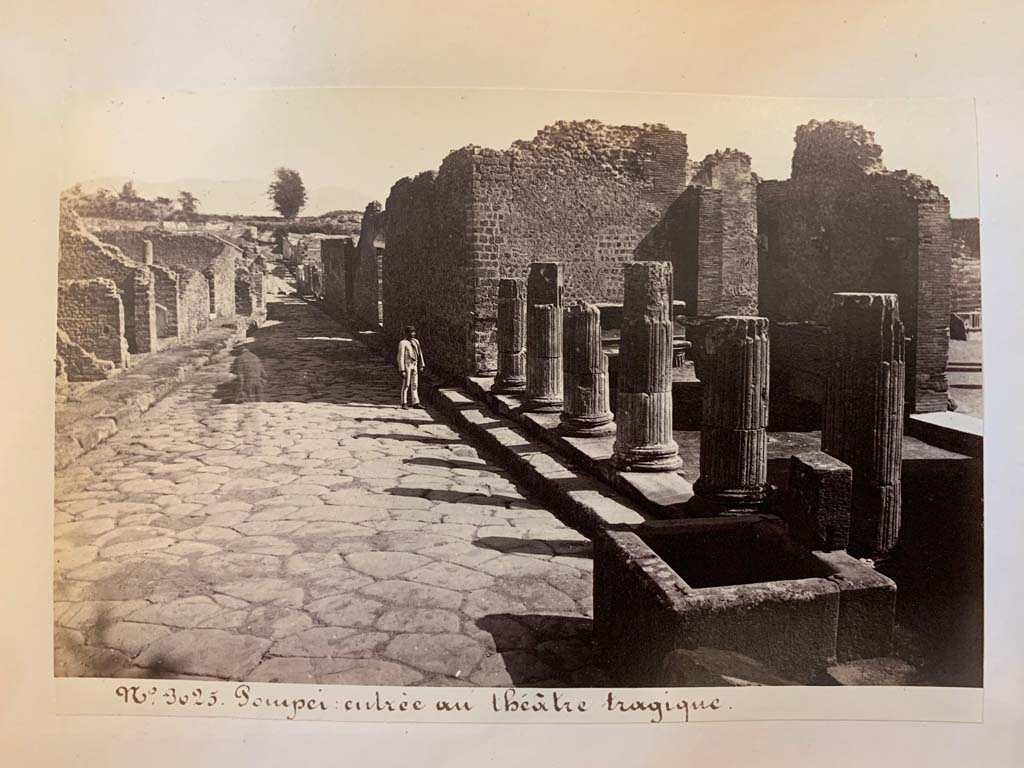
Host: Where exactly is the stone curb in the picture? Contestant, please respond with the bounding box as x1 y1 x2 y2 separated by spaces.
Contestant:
54 321 248 470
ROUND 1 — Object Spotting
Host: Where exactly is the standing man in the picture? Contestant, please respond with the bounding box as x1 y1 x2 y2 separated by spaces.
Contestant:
397 325 426 409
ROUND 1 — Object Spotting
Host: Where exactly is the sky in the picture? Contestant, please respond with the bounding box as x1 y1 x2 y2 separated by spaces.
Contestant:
60 87 979 218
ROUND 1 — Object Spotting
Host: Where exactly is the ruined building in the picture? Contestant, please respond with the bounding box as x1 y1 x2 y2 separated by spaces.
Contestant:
759 120 953 413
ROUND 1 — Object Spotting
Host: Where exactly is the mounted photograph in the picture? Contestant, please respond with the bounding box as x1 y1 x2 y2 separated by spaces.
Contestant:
52 88 983 689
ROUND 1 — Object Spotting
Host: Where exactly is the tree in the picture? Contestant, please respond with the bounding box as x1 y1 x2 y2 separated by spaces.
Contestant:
119 181 140 201
177 190 199 218
268 167 307 219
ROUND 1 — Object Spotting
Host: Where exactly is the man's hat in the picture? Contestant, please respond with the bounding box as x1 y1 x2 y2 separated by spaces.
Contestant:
404 325 416 334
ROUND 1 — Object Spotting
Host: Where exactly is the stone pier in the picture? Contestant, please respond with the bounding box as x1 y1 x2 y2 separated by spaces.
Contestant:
611 261 682 471
822 292 905 557
493 278 527 393
524 263 564 412
560 300 614 436
693 315 770 506
143 239 154 266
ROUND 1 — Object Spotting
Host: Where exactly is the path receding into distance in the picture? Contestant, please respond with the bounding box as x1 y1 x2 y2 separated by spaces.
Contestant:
54 293 603 687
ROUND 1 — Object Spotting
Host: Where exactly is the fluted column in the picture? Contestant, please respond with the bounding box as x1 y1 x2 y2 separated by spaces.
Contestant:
493 277 527 393
524 263 564 412
560 301 614 436
822 292 905 557
611 261 682 471
693 316 771 506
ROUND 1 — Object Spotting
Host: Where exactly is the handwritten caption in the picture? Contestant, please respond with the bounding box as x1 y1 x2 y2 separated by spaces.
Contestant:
113 684 727 724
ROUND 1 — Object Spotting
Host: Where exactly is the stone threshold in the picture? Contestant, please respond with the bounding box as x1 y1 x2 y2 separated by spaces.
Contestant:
54 318 248 470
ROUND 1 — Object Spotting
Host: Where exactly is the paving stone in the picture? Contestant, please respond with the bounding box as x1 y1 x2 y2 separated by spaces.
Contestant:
101 537 178 558
66 559 126 582
345 551 430 579
383 633 485 677
285 552 345 575
247 656 317 684
470 651 554 686
358 579 463 610
305 594 384 627
99 621 174 657
54 546 99 572
318 658 424 686
269 627 389 658
126 596 224 628
303 567 375 600
403 561 494 591
240 606 315 639
227 536 298 556
136 629 270 679
194 552 281 579
219 578 304 608
376 608 461 633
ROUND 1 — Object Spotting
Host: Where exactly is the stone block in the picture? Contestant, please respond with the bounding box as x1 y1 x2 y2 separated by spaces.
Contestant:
787 451 852 551
816 551 897 661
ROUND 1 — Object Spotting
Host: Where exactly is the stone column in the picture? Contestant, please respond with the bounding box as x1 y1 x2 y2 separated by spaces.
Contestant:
143 239 154 266
492 277 527 393
822 293 905 557
693 316 770 506
560 300 614 436
611 261 682 471
524 263 564 412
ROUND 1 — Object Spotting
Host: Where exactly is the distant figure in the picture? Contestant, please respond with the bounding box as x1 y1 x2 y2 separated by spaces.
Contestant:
396 325 426 409
232 348 267 402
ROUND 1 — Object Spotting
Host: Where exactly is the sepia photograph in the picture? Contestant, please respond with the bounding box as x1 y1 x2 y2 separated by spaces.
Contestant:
52 88 983 690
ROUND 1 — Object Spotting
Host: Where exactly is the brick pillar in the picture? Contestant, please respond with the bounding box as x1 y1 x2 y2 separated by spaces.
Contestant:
560 300 614 436
693 316 770 505
143 239 154 266
822 292 905 557
611 261 682 471
132 267 158 354
493 277 527 393
524 263 564 412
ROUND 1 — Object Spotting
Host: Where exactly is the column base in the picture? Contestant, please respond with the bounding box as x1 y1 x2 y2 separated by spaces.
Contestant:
610 442 683 472
492 375 527 394
558 413 615 438
692 479 772 508
522 396 564 413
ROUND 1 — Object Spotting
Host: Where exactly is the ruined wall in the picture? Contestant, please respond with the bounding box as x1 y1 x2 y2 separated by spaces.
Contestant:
151 264 180 340
383 121 690 379
321 237 355 316
951 218 981 313
57 328 120 381
640 149 758 315
94 230 238 318
57 279 129 368
353 202 386 327
177 271 211 340
757 120 952 413
58 225 150 354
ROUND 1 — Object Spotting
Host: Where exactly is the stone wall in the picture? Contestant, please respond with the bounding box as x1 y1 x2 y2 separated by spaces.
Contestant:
353 201 386 328
94 230 238 319
57 279 129 369
951 217 981 313
757 120 952 413
321 237 357 317
58 221 154 354
177 271 211 340
151 264 180 341
382 121 690 379
56 328 119 381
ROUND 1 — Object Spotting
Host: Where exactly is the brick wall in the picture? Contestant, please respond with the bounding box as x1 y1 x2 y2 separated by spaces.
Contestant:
57 279 129 368
756 121 952 413
382 121 690 380
951 218 981 313
353 202 386 328
177 271 211 340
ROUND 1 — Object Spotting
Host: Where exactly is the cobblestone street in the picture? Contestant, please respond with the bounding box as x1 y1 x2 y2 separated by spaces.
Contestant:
53 294 601 686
